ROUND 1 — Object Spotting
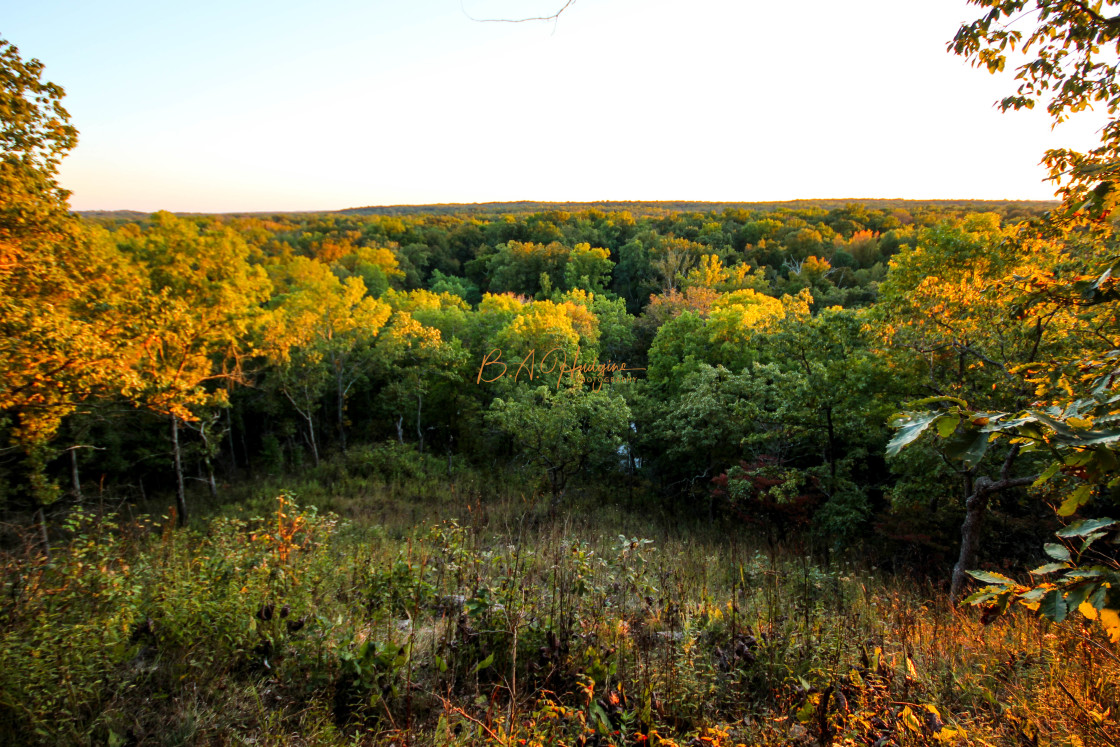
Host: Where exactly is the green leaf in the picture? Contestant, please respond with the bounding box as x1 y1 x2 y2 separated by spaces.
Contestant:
962 589 1000 605
1093 445 1119 472
1057 485 1094 517
1033 461 1061 487
473 652 494 673
1040 589 1068 622
943 430 991 467
1057 517 1117 537
1032 409 1077 438
795 698 816 724
1063 582 1095 612
1081 531 1107 553
936 415 960 438
887 411 942 457
1030 562 1071 575
590 702 611 731
961 432 993 466
1065 569 1103 579
1071 428 1120 447
1044 542 1071 561
967 570 1015 585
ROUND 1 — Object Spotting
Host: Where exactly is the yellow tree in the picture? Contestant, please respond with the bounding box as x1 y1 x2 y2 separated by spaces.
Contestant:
683 254 729 289
488 299 601 389
883 0 1120 637
264 256 391 462
877 215 1116 598
375 311 466 453
117 213 270 523
0 39 153 542
382 287 471 342
645 288 793 390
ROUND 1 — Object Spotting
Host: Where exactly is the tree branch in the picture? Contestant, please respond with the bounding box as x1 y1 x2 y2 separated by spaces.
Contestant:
463 0 575 23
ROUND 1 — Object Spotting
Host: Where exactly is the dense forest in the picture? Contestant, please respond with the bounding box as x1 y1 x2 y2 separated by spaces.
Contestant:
8 198 1066 558
3 2 1120 746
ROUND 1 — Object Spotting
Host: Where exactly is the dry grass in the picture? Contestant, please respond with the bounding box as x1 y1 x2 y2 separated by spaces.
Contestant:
0 464 1116 746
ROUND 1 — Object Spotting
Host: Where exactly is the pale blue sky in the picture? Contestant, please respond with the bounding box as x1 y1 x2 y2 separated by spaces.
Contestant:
1 0 1108 211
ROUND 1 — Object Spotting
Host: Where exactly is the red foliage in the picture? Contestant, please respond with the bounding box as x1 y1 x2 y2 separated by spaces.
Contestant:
713 457 823 536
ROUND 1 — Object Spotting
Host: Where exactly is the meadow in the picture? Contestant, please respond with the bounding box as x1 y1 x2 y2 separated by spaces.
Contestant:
2 445 1115 747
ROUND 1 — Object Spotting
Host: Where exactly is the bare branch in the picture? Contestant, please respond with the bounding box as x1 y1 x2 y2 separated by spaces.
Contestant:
462 0 575 23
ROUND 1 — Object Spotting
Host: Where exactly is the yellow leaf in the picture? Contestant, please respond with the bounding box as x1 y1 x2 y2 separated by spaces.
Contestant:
1079 601 1098 620
1100 608 1120 643
935 727 960 743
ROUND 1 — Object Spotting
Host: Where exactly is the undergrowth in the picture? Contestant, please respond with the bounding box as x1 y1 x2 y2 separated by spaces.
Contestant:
0 461 1116 746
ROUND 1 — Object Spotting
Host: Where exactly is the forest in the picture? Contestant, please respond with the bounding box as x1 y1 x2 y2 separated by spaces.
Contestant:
3 2 1120 746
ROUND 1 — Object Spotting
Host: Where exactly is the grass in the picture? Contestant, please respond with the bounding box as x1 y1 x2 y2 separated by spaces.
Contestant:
0 449 1116 746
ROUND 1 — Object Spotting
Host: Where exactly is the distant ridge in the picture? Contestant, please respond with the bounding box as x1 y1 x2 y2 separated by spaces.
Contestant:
74 210 152 220
335 198 1060 217
76 198 1060 219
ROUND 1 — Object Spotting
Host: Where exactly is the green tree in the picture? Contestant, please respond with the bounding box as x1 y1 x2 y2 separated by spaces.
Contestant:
877 216 1117 597
264 255 391 462
375 312 467 454
750 307 901 544
645 289 793 393
428 268 480 305
650 236 705 293
489 240 570 297
613 238 658 313
486 384 631 506
563 243 613 293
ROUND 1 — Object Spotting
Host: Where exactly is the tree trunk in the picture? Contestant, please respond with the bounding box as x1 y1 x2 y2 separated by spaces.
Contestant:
950 445 1035 601
70 448 82 502
198 420 219 500
36 505 51 560
416 392 424 454
172 415 188 526
547 468 565 514
226 406 238 473
304 412 320 468
239 412 252 476
824 406 837 485
951 485 990 600
336 363 347 451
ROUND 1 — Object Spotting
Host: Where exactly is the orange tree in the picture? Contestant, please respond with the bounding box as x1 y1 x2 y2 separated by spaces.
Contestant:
890 2 1120 633
952 0 1120 215
888 246 1120 638
0 39 153 525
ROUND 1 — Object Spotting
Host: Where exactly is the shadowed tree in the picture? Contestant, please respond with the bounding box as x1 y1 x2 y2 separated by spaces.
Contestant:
486 384 630 508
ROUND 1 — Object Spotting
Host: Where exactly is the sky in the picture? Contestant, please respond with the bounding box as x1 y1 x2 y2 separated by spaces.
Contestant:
1 0 1112 212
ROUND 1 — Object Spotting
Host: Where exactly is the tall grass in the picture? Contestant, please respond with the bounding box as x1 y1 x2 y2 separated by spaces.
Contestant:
0 452 1116 746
